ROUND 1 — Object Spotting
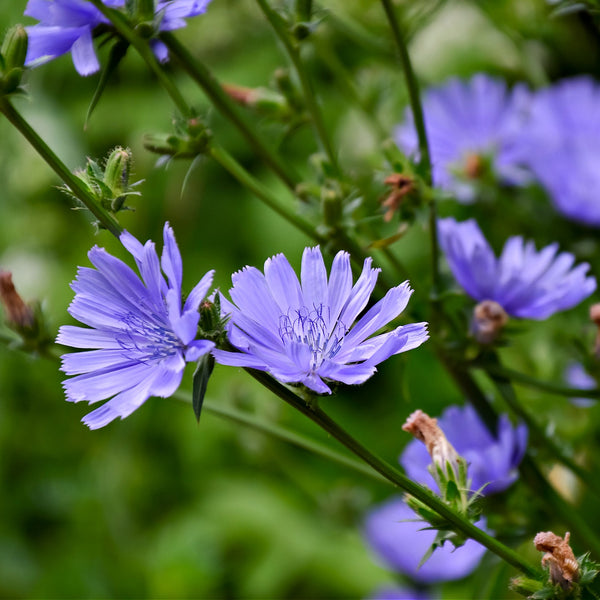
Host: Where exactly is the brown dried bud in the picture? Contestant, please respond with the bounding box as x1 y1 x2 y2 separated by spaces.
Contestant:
472 300 509 344
403 409 461 476
0 271 34 328
381 174 415 222
222 83 258 106
534 531 580 590
590 303 600 357
464 153 484 180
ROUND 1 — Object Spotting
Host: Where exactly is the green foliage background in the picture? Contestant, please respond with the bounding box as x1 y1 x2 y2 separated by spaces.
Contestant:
1 1 600 598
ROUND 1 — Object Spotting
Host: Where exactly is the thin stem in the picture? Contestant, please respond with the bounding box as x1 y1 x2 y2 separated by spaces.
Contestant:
208 143 321 242
476 361 600 400
88 0 191 117
378 0 440 297
246 368 540 579
172 391 386 483
159 31 298 190
488 368 600 501
0 99 122 237
254 0 341 176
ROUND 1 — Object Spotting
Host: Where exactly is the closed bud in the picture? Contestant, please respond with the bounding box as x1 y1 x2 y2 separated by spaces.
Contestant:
134 0 155 23
103 146 132 197
222 83 290 119
471 300 508 344
322 188 342 228
0 271 34 329
1 25 28 71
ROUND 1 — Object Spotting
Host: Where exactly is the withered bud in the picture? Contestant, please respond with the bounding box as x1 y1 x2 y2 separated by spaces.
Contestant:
472 300 509 344
222 83 258 106
534 531 580 590
464 153 484 180
590 303 600 357
0 271 34 328
403 409 461 475
381 174 415 222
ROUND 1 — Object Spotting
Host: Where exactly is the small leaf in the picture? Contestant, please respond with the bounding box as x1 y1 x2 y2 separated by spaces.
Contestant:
192 353 214 422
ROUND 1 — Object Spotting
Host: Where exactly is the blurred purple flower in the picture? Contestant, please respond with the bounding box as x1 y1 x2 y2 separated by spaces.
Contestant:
438 217 596 319
57 223 214 429
401 404 527 495
364 498 487 584
518 77 600 226
212 247 428 394
566 363 597 408
395 74 530 201
25 0 211 75
369 586 431 600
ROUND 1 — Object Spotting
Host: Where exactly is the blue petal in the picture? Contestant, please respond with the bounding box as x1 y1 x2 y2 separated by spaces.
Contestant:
185 340 214 362
264 253 303 312
70 27 100 76
300 246 328 309
160 222 183 296
338 257 380 327
183 269 214 313
327 251 353 330
57 325 121 349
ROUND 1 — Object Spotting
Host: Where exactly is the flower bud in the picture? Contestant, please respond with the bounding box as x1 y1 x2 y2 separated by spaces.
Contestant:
0 25 28 94
0 271 34 329
471 300 508 344
381 173 415 222
534 531 580 590
134 0 156 24
222 83 290 119
590 303 600 357
322 188 342 228
104 146 132 198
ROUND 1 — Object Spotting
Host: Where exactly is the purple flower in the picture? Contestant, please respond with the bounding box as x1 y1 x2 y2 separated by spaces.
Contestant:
566 363 597 407
364 498 487 584
56 223 214 429
401 404 527 495
518 77 600 226
212 247 428 394
438 217 596 319
24 0 211 75
395 74 530 201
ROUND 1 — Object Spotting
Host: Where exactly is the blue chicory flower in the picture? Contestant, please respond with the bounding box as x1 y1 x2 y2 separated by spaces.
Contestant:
212 247 429 394
395 74 530 202
438 217 597 319
364 498 487 584
401 404 527 495
56 223 215 429
517 77 600 226
369 586 432 600
566 363 597 407
25 0 211 76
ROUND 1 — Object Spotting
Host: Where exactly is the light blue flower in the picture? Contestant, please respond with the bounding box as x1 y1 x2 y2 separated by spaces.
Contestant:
517 77 600 226
395 74 530 201
566 363 597 407
212 247 428 394
57 223 214 429
438 217 596 319
401 404 527 495
24 0 212 75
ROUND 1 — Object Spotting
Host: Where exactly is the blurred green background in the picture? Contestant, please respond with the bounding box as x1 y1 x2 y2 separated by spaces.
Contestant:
1 0 600 597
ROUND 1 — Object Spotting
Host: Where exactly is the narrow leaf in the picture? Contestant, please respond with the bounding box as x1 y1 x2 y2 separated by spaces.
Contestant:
192 353 215 422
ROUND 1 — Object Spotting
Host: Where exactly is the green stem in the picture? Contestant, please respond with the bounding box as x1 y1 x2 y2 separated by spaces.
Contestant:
208 143 321 242
487 366 600 501
0 99 122 237
88 0 191 117
254 0 341 176
378 0 440 297
476 361 600 400
246 367 540 579
172 391 386 483
159 31 298 190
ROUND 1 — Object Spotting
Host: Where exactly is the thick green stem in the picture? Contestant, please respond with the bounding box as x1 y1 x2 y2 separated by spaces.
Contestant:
88 0 191 117
0 99 122 237
246 368 540 579
159 31 297 190
379 0 440 297
172 391 386 483
208 143 320 242
254 0 341 176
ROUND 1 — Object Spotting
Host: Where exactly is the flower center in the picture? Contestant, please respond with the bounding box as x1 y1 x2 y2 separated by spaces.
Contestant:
278 304 347 370
116 312 182 363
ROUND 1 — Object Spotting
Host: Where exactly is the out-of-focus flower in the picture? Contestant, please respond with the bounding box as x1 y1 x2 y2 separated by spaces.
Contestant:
401 404 527 495
395 74 530 201
57 223 214 429
369 586 432 600
438 217 596 320
364 498 487 584
212 246 428 394
518 77 600 226
565 363 597 407
24 0 211 75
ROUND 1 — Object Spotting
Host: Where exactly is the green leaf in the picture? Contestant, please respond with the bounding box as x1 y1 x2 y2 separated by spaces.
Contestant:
192 353 215 423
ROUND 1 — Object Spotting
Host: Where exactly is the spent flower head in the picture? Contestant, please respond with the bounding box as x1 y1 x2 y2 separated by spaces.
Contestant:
212 246 428 394
57 222 214 429
438 217 596 320
395 74 530 201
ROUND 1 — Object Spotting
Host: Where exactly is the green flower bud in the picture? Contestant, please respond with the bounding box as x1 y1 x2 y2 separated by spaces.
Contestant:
1 25 28 71
134 0 155 23
103 147 132 197
321 188 342 228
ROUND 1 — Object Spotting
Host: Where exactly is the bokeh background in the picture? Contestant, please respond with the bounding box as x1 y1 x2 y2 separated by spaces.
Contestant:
1 0 600 597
